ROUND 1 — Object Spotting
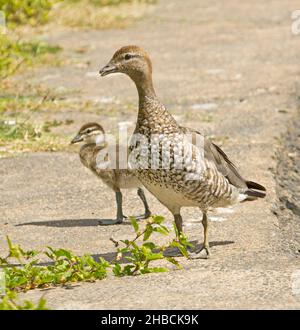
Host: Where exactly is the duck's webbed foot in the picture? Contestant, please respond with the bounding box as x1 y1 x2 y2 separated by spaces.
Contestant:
98 191 125 225
131 210 152 220
189 212 210 259
136 188 151 220
188 245 210 259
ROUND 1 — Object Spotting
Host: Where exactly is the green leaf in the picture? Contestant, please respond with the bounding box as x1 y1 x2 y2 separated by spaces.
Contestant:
173 223 180 238
123 265 135 276
0 257 8 265
152 215 165 224
53 248 73 260
112 263 122 276
178 232 194 248
130 217 140 235
6 236 13 252
170 241 189 258
120 239 130 246
143 226 153 241
130 241 139 250
178 246 189 258
153 226 169 236
147 267 168 273
120 247 130 254
142 242 156 250
165 257 182 269
124 256 136 263
147 252 164 261
6 236 23 261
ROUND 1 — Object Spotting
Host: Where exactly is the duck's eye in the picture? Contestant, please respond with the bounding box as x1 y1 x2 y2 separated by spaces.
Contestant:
124 54 132 60
86 129 91 134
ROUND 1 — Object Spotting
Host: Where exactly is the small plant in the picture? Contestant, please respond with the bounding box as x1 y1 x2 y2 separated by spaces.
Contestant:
0 216 192 311
0 291 49 310
112 216 193 276
0 237 110 291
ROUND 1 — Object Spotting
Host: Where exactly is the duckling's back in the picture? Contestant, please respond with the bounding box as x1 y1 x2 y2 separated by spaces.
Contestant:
79 143 141 191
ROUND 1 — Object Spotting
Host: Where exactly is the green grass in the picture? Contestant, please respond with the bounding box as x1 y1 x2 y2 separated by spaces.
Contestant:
0 34 61 79
0 116 71 157
0 80 73 115
0 81 76 156
0 291 48 310
90 0 156 5
51 0 157 29
0 119 40 141
0 0 55 27
0 0 157 30
0 1 61 78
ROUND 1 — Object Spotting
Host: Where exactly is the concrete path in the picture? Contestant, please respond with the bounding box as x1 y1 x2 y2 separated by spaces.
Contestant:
1 0 300 309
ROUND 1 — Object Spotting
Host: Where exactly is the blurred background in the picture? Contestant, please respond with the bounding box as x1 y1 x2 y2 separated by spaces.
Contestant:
0 0 299 158
0 0 157 155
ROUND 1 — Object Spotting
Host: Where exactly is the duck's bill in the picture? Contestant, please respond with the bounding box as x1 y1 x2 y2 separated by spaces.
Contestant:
71 135 83 144
99 64 118 76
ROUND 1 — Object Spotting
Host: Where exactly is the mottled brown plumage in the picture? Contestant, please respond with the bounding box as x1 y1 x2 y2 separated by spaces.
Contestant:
71 122 151 225
100 46 266 256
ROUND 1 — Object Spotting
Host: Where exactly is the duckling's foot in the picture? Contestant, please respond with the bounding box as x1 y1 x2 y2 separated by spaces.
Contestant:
188 246 210 259
119 214 149 221
98 218 123 225
132 211 152 220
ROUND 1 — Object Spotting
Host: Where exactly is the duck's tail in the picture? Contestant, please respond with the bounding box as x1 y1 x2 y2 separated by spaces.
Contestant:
244 180 266 200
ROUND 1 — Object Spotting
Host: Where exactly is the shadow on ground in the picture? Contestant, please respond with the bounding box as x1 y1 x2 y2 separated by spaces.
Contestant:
16 219 133 227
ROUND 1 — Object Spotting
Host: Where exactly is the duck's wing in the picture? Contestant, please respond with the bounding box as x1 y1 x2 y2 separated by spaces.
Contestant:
180 126 266 195
204 137 247 188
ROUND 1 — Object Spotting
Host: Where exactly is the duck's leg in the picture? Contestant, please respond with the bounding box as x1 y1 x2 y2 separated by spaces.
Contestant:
189 212 210 259
126 188 151 220
98 190 124 225
174 213 183 235
132 188 151 220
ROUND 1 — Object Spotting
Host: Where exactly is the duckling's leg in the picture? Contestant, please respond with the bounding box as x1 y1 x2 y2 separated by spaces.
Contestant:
189 212 210 259
115 190 124 223
133 188 151 220
98 190 124 225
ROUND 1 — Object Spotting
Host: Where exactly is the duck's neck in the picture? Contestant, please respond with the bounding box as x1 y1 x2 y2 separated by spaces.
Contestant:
134 74 157 108
132 73 178 131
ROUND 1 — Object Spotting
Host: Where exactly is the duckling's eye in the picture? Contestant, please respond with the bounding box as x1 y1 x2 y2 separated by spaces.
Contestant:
86 129 91 134
124 54 132 61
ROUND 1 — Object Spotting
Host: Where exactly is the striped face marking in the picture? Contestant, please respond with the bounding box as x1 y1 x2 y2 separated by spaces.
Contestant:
72 123 105 145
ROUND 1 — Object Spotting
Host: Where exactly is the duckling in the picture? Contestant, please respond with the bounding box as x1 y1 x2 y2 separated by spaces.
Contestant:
71 122 151 225
99 46 266 257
